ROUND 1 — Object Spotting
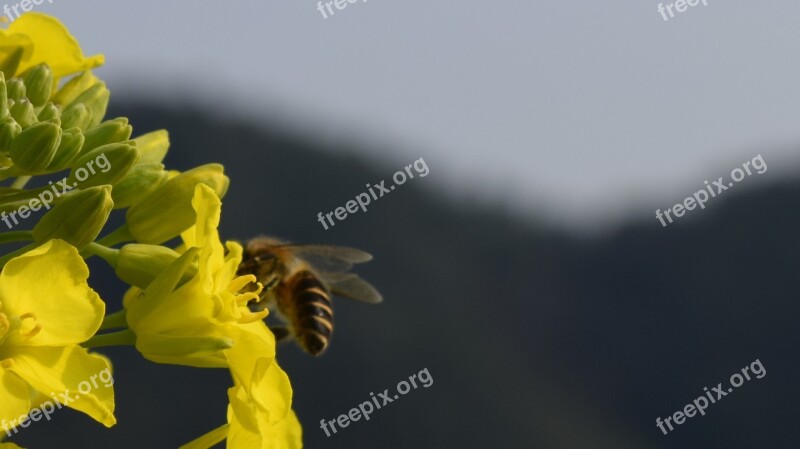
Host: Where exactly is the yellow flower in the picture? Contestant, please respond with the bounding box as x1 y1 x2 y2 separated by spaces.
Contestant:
124 184 281 382
125 184 266 372
0 240 115 428
128 185 299 447
227 361 302 449
181 361 302 449
0 13 103 78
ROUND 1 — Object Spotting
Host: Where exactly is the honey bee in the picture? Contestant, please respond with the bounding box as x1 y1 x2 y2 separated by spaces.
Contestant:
237 236 382 356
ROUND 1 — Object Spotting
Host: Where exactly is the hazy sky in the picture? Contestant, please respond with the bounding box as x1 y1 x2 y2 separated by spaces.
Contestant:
34 0 800 229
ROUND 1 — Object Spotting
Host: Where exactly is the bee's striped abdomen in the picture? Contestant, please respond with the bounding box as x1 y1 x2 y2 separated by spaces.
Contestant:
287 271 334 355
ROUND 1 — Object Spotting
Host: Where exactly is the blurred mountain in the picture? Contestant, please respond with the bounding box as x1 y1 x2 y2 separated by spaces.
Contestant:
15 103 800 449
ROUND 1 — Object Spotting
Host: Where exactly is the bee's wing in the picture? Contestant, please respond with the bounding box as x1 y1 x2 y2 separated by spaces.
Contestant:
275 244 382 302
321 272 383 304
331 275 383 304
277 244 373 273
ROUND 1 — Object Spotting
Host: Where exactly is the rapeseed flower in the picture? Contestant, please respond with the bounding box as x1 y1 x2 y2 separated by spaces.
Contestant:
126 185 299 448
0 240 115 428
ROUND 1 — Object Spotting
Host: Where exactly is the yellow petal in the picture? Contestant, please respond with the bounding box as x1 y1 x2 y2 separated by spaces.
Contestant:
228 344 292 426
0 442 26 449
263 410 303 449
224 323 278 399
227 386 260 445
0 32 32 74
129 256 222 335
0 240 104 346
0 365 31 423
250 360 293 425
182 184 221 249
189 184 227 277
228 384 301 449
225 340 296 449
7 13 103 78
4 345 115 427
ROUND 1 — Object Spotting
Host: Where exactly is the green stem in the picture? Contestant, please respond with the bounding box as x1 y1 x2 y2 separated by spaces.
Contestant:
0 184 53 204
82 241 120 264
96 224 133 248
99 309 128 331
179 423 229 449
0 230 33 244
0 242 37 269
10 176 31 190
82 329 136 348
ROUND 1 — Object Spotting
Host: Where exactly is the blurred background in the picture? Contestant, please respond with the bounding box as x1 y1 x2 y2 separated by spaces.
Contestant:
11 1 800 448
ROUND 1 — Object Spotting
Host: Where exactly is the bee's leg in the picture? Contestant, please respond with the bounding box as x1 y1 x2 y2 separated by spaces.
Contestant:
262 276 279 294
269 325 293 344
257 276 280 304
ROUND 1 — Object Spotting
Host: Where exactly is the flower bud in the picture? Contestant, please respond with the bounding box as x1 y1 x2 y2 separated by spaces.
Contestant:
0 116 21 152
61 103 93 130
46 127 84 171
36 102 60 122
20 64 54 107
111 163 169 209
82 118 132 153
52 71 99 106
32 185 114 249
67 141 139 189
9 122 61 172
115 244 192 289
40 117 62 128
133 129 169 164
6 78 25 101
126 164 229 244
66 81 109 129
10 98 37 128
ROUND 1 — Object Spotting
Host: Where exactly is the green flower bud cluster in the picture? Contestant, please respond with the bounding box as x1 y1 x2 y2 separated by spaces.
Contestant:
0 65 123 175
0 61 229 274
